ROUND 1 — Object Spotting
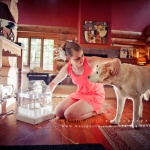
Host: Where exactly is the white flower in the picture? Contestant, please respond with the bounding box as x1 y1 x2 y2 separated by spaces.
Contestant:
54 47 67 61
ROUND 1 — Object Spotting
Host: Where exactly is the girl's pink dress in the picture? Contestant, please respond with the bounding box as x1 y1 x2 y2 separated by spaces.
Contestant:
67 57 105 113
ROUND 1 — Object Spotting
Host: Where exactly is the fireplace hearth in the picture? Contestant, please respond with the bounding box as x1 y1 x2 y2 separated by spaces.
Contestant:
84 53 108 58
83 48 119 58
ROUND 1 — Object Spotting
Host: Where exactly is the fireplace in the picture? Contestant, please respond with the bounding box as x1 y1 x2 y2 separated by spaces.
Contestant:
82 47 119 58
84 53 108 58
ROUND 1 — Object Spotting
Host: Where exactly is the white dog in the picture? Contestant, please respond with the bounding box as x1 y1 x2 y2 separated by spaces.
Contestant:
88 63 150 128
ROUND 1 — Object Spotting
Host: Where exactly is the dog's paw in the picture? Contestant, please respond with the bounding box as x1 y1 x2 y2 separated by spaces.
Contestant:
131 121 140 128
110 119 119 125
139 114 143 119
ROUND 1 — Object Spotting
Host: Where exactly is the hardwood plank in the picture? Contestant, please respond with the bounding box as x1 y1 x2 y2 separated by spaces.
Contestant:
0 98 149 150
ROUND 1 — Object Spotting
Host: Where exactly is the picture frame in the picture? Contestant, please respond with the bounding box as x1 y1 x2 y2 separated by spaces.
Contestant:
120 48 136 58
120 48 128 58
83 21 109 44
147 47 150 60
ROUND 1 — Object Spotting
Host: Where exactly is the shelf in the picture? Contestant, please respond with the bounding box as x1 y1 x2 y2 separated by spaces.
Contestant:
120 58 137 65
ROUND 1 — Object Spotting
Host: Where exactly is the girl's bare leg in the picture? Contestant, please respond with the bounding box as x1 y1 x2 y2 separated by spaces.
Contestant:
64 100 98 120
55 96 77 118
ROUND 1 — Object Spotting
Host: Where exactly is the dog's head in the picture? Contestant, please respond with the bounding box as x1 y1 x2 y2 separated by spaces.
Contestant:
88 64 112 84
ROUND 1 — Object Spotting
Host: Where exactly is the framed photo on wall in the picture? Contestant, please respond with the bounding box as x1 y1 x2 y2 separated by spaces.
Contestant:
120 48 128 58
83 21 109 44
120 48 136 58
147 47 150 60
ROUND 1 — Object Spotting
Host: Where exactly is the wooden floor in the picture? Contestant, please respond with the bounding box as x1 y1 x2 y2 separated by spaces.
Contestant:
0 97 150 150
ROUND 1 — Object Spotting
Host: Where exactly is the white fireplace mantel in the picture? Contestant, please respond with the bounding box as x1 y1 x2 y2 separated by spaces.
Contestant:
0 36 23 90
0 36 21 68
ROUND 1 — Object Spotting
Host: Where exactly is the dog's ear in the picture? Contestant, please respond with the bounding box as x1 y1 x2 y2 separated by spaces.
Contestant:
104 62 111 68
99 65 111 82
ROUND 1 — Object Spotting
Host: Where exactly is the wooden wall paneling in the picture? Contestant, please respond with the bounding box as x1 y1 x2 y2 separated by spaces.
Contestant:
17 32 58 39
40 38 44 68
17 25 78 35
18 25 150 67
57 33 77 46
112 38 146 46
17 25 78 72
111 30 146 48
111 30 147 61
111 30 146 40
17 24 78 46
139 48 147 54
28 38 31 67
113 44 145 49
138 48 147 58
53 39 57 73
80 43 121 50
145 44 150 60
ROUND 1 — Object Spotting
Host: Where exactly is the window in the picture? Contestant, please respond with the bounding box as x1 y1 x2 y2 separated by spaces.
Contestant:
30 38 41 70
17 37 55 71
18 38 28 65
43 39 54 70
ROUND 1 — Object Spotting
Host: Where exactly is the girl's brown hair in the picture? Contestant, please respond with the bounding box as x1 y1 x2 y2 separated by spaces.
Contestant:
61 41 81 57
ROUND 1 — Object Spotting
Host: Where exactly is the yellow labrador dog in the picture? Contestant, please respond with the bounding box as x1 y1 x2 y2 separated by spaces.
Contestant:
88 63 150 128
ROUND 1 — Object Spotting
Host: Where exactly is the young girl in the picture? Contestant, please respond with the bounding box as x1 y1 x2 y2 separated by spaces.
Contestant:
48 41 120 121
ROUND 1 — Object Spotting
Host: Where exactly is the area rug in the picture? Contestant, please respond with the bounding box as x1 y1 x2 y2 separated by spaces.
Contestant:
98 125 150 150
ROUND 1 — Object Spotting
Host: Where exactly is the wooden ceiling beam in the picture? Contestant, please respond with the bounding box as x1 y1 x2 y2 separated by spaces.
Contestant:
17 24 78 35
111 30 146 40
